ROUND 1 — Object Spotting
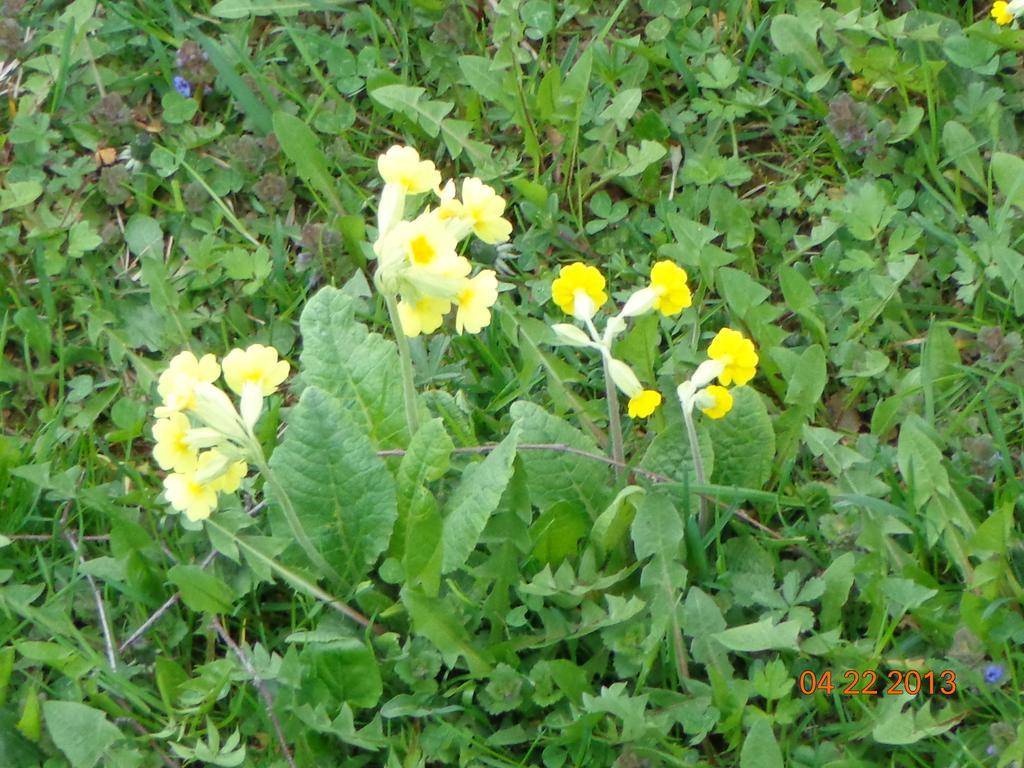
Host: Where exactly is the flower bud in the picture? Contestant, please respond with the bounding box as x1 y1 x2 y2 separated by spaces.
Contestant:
551 323 595 348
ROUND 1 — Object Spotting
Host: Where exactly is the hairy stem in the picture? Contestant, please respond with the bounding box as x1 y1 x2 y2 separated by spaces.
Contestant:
384 292 420 436
681 402 709 533
601 354 625 479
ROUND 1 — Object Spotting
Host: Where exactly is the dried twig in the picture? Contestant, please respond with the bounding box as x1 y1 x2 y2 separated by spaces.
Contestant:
60 503 119 670
120 500 266 653
210 618 297 768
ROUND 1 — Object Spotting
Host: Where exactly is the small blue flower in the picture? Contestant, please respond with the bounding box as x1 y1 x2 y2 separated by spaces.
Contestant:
986 744 998 757
983 663 1005 685
173 76 192 98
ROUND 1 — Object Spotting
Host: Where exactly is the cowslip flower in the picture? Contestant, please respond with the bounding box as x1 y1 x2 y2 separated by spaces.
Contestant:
551 262 607 321
706 327 758 386
607 358 662 419
398 296 452 337
163 468 218 522
676 327 756 426
152 345 289 522
377 146 443 237
436 178 513 244
628 389 663 418
222 344 290 428
620 260 692 318
375 213 469 298
455 270 499 334
694 384 733 419
991 0 1024 25
152 412 199 473
155 351 220 416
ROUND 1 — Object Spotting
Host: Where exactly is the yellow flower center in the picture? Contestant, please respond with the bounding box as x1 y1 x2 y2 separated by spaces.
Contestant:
410 235 435 265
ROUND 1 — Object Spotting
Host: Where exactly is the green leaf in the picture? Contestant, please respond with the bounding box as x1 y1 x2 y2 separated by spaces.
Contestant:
442 426 520 573
457 55 507 101
530 501 590 565
306 638 382 709
42 702 122 768
740 718 784 768
778 266 827 346
707 387 774 489
166 565 235 614
871 697 959 745
124 214 163 258
630 489 683 562
769 14 825 74
194 30 273 135
396 418 453 519
942 121 985 188
713 618 801 652
896 414 951 509
509 401 610 515
772 345 827 410
0 181 42 212
991 151 1024 210
716 267 771 319
370 85 453 137
210 0 337 17
401 588 492 676
273 111 342 210
591 485 644 556
269 387 398 588
299 287 409 448
820 552 855 630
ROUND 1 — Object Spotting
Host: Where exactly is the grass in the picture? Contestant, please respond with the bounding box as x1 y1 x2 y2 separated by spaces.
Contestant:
1 0 1023 766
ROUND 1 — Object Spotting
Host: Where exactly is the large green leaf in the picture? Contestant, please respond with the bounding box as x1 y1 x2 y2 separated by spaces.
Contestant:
509 401 610 516
707 386 774 489
42 702 122 768
269 387 398 588
299 287 409 448
442 426 520 573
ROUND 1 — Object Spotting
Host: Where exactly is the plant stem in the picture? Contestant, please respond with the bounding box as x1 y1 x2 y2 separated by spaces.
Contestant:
252 452 340 584
383 292 420 437
601 354 625 479
681 402 709 533
206 520 380 633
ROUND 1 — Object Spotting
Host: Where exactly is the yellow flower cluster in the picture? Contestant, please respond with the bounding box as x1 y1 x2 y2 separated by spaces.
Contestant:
677 328 759 420
373 145 512 337
550 260 693 419
152 345 288 522
991 0 1024 25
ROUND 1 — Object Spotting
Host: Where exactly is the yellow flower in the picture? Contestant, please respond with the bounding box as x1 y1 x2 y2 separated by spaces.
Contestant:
649 260 692 316
551 262 607 320
195 450 248 494
992 1 1015 24
377 213 463 279
163 470 218 522
377 145 442 194
627 389 662 418
152 412 199 473
455 270 499 334
155 351 220 415
698 385 733 419
397 296 452 337
222 344 290 397
458 178 513 244
707 327 758 386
